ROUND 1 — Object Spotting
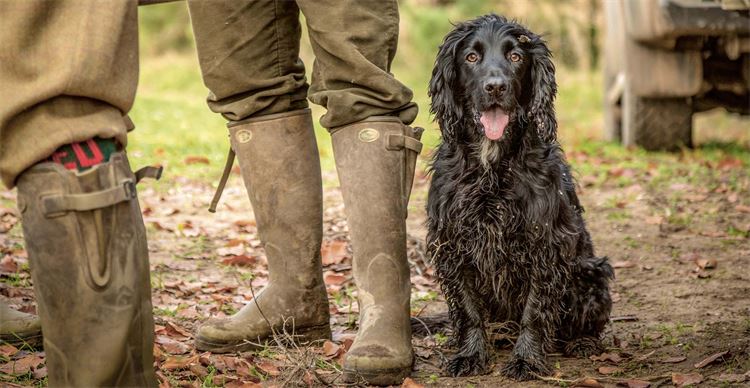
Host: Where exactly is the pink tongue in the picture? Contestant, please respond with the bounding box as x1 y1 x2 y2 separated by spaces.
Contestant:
480 107 509 140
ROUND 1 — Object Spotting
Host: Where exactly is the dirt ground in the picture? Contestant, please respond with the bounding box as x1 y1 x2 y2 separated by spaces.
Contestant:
1 147 749 387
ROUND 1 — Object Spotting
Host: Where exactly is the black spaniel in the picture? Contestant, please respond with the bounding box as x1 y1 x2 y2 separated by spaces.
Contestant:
426 14 613 380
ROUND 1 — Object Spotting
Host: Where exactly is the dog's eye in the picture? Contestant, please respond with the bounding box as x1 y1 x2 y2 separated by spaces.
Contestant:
466 53 479 63
509 53 522 62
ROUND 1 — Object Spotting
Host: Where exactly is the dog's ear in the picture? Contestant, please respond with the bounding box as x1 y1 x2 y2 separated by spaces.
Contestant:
429 24 472 143
526 35 558 143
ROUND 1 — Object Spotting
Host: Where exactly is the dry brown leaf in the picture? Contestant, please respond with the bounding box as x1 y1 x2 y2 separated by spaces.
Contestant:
0 344 19 357
621 379 650 388
660 356 687 363
0 355 44 375
598 366 623 375
184 155 210 165
32 366 47 379
256 361 280 377
572 377 604 387
0 255 18 273
321 240 348 265
401 377 425 388
736 204 750 213
165 321 192 339
645 216 663 225
693 350 728 368
612 260 636 269
324 273 348 286
322 340 342 358
221 254 257 267
162 354 199 370
590 352 622 363
672 372 703 387
225 381 262 388
694 258 717 270
156 335 190 355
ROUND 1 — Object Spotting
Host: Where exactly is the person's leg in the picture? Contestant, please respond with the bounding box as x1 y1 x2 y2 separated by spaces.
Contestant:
0 1 157 385
188 0 330 352
298 0 421 385
298 0 418 129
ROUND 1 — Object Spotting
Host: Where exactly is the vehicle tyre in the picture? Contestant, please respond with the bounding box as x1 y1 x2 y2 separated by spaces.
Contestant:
622 83 693 151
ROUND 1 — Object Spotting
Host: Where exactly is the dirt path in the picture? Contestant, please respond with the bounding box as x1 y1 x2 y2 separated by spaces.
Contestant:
1 149 749 387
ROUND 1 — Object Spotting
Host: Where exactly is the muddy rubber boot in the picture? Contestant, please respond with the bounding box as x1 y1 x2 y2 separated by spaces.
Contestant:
332 117 423 386
16 152 159 387
195 109 331 353
0 301 42 347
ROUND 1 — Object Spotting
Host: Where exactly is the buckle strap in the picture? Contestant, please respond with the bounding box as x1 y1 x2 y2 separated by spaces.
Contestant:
41 165 162 217
42 179 137 217
135 165 163 183
209 147 236 213
386 132 424 154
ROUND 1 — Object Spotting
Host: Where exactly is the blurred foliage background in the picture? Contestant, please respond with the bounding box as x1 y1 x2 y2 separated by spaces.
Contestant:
130 0 748 182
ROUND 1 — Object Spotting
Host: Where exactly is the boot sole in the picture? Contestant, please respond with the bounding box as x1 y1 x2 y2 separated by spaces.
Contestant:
342 365 412 386
195 323 331 353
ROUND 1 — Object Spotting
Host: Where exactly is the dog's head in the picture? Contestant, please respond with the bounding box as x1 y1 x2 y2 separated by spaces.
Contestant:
429 14 557 147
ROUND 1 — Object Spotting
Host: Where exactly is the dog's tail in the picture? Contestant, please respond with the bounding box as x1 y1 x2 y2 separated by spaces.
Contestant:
410 313 452 337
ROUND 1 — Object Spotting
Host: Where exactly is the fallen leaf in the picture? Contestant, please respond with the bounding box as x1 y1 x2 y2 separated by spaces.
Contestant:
184 156 210 165
694 258 717 270
0 255 18 273
322 340 342 358
321 240 348 265
613 260 636 269
645 216 663 225
162 354 199 370
225 381 261 388
256 361 280 377
156 335 190 355
672 372 703 387
693 350 728 368
572 377 604 387
401 377 425 388
620 379 650 388
598 366 623 375
324 273 347 286
165 321 192 339
736 204 750 213
590 352 622 363
221 255 257 267
660 356 687 363
0 344 18 357
33 366 47 379
0 355 44 375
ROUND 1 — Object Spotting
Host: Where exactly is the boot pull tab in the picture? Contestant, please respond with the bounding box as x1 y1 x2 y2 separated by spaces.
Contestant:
134 165 163 183
209 147 236 213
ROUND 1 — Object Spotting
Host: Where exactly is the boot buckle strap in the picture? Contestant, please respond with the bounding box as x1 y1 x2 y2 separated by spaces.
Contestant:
42 179 137 217
386 133 423 154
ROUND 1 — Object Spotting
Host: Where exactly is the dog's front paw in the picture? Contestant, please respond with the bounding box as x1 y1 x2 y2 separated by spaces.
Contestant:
564 336 604 357
501 356 550 380
446 353 488 377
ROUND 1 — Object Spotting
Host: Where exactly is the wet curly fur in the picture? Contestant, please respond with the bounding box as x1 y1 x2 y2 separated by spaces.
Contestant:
425 14 614 380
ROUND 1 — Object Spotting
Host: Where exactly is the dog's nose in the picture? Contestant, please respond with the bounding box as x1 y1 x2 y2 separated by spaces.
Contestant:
484 78 507 97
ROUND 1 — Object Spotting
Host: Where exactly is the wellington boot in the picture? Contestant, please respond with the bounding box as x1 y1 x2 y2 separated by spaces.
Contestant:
0 301 42 347
16 152 159 387
195 109 331 353
331 117 423 386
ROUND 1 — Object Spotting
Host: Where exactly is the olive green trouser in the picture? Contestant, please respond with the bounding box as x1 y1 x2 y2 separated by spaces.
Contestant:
0 0 418 189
